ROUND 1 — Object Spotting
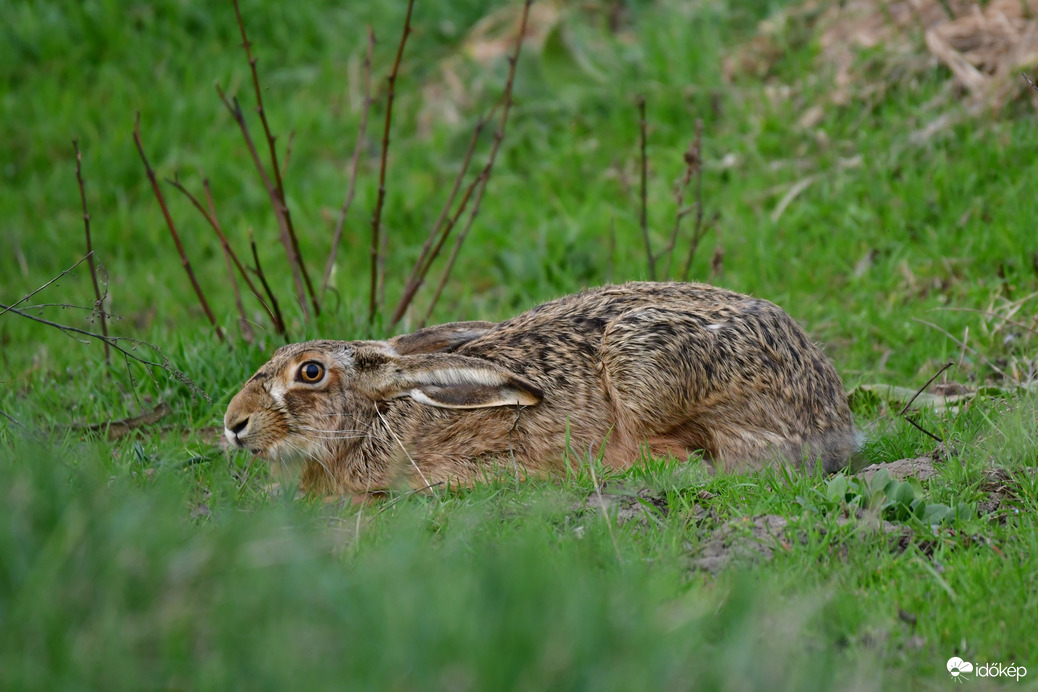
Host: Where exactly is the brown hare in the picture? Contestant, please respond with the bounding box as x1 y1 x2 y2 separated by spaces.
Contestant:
224 282 857 495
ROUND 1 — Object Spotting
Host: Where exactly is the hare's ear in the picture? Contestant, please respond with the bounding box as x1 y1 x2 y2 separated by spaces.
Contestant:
389 321 497 355
354 351 542 409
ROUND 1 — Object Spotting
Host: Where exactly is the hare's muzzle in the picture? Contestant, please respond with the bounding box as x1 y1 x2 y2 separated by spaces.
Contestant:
224 412 251 449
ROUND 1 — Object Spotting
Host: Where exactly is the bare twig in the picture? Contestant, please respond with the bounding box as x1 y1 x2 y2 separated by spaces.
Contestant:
660 119 703 277
636 95 654 280
0 301 209 401
133 114 225 342
418 0 533 325
898 361 954 416
0 254 93 319
249 228 285 339
73 140 110 362
903 414 945 443
166 174 285 336
72 401 172 440
323 26 376 297
217 87 309 318
391 108 492 328
370 0 417 324
204 180 252 342
681 121 708 281
897 361 953 443
231 0 319 318
0 408 22 428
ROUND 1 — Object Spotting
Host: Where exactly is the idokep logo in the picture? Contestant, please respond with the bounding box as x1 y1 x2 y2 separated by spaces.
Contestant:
947 657 1028 682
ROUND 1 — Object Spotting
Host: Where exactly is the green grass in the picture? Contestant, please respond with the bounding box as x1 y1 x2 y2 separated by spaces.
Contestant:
2 0 1037 688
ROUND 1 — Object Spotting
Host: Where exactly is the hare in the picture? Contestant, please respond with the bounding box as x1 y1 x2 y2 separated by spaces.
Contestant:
224 282 857 495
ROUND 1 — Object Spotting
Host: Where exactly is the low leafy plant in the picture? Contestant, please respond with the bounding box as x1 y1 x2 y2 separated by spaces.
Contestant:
823 469 973 527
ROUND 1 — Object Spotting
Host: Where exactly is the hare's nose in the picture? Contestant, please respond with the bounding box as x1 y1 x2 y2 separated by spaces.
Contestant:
228 416 249 436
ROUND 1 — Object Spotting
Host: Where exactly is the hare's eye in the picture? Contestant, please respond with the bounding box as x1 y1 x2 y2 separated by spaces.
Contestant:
298 361 325 383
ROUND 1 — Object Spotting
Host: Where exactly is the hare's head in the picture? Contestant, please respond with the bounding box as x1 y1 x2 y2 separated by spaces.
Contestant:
224 328 542 473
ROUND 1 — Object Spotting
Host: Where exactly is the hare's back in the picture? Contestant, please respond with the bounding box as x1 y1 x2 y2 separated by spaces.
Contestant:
477 281 761 337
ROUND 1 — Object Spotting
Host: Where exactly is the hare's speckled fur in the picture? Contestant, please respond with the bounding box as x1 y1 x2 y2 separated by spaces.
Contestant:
224 282 856 495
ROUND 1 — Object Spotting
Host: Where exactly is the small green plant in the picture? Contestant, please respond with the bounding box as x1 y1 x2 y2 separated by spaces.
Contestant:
824 469 973 526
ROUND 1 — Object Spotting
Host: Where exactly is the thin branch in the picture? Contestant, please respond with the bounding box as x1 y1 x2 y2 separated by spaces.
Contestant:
205 180 252 342
0 301 209 401
216 87 308 318
903 414 945 443
659 119 703 277
231 0 319 317
0 408 22 428
417 0 533 326
166 174 285 335
71 401 172 440
898 361 954 416
370 0 416 324
0 254 92 319
323 26 376 298
249 228 286 341
73 140 109 362
681 120 708 282
390 108 492 328
636 95 654 280
133 113 225 341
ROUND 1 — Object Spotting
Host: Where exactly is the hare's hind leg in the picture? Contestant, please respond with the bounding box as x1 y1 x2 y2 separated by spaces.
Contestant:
600 305 842 471
599 306 727 463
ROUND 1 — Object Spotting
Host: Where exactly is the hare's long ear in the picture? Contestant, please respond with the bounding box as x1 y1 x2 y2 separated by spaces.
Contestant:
352 349 542 409
389 321 497 355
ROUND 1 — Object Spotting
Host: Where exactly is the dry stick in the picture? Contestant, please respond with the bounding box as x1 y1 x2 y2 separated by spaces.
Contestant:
418 0 533 326
248 228 285 340
0 301 207 400
0 254 93 319
323 26 376 297
166 175 285 335
659 120 702 277
205 181 253 343
73 140 110 362
369 0 417 325
681 121 708 282
898 361 954 444
897 361 954 416
390 109 492 328
636 95 654 280
217 88 308 318
133 114 225 342
0 408 22 428
231 0 319 317
419 158 495 328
